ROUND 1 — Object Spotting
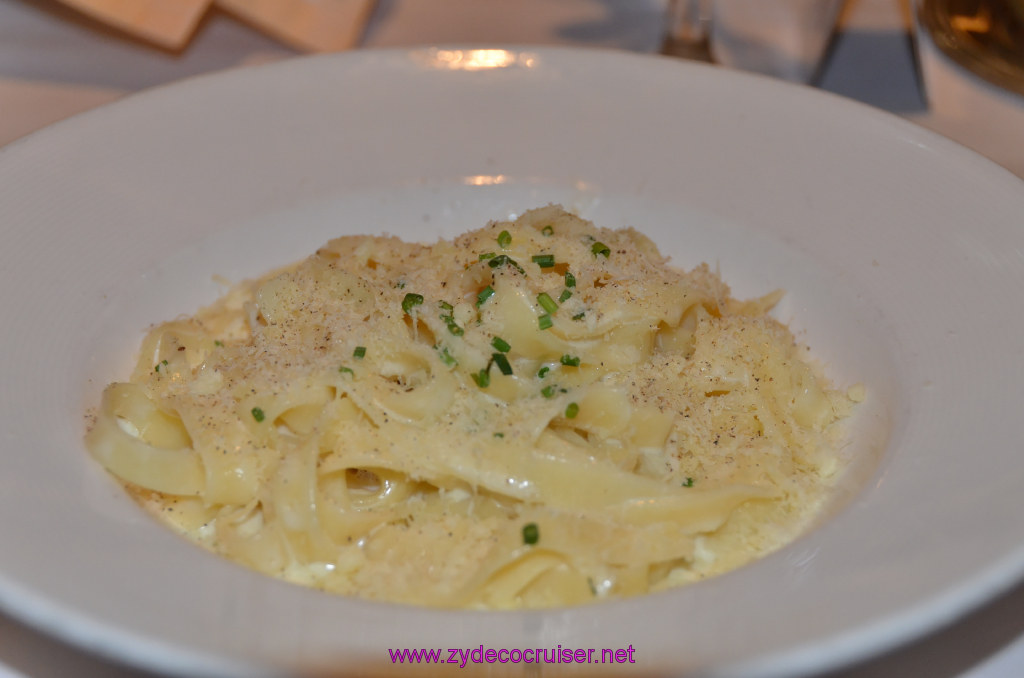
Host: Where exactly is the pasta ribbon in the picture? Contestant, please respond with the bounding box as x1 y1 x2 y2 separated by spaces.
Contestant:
87 383 203 496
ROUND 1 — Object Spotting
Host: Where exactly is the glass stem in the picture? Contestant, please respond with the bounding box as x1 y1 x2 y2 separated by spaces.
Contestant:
663 0 713 61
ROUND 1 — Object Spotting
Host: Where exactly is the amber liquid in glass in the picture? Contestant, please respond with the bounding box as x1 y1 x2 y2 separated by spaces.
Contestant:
918 0 1024 95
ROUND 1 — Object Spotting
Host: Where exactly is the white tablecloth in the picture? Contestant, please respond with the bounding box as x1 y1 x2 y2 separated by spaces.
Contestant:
2 0 1023 676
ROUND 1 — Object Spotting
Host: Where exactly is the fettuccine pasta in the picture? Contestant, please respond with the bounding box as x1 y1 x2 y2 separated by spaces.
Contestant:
86 206 856 608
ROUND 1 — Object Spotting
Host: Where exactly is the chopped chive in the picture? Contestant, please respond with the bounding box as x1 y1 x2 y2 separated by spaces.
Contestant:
494 432 505 438
471 368 491 388
564 271 576 288
537 292 558 313
560 354 580 367
541 384 558 398
353 346 366 359
479 252 496 261
251 407 265 423
439 305 463 335
437 346 457 368
558 289 572 303
682 477 695 488
537 366 551 378
395 280 406 289
488 255 525 274
497 230 512 248
491 336 511 353
522 522 539 545
565 402 580 419
214 340 224 347
401 293 424 314
541 225 554 236
591 241 611 258
154 359 169 372
538 313 553 330
572 311 586 321
476 285 495 308
531 254 555 268
491 352 513 376
338 365 354 376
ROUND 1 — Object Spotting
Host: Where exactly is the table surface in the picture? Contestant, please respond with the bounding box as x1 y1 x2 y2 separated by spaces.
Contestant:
2 0 1023 676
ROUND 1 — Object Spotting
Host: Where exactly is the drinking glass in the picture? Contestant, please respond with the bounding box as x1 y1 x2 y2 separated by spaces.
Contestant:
915 0 1024 97
664 0 847 83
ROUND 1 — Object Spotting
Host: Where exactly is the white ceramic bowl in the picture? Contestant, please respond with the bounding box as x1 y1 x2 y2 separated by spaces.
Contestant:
2 47 1024 677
